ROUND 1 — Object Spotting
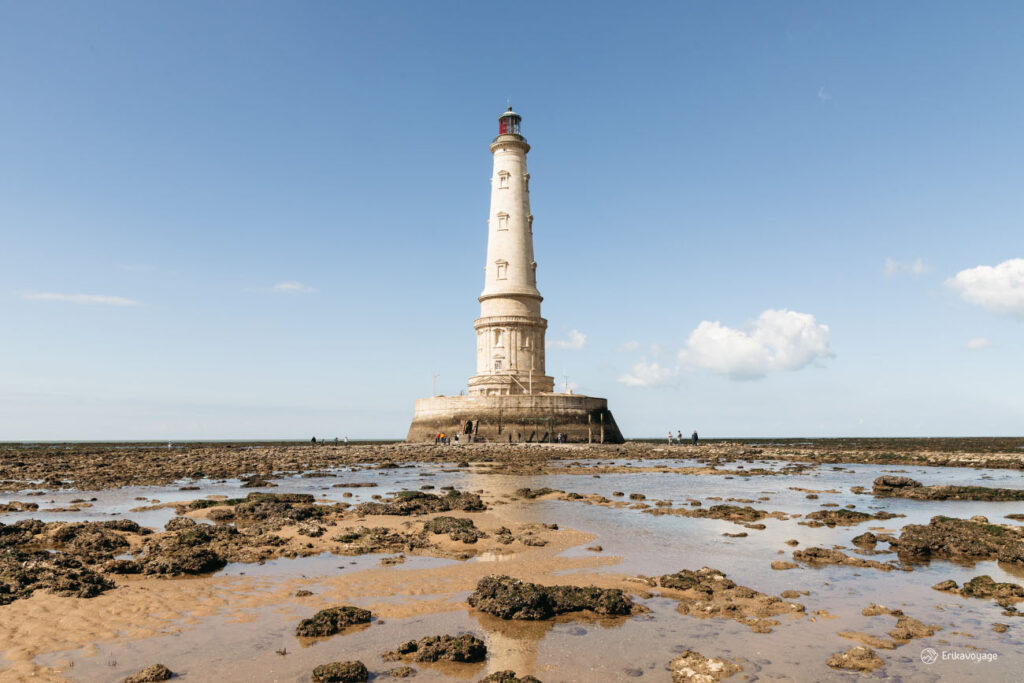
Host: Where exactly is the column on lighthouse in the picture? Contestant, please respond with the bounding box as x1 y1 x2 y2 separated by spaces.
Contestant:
468 108 555 396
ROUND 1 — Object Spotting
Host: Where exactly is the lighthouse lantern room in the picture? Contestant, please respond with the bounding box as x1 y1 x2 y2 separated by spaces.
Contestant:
498 107 521 136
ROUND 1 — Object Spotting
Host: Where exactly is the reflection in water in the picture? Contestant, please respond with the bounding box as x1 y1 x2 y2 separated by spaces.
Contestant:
470 612 553 674
475 551 516 563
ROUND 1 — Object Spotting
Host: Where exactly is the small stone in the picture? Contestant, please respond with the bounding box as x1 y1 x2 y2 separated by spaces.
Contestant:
123 664 173 683
312 660 369 683
386 665 417 678
480 672 543 683
826 646 884 672
668 650 742 681
771 561 798 570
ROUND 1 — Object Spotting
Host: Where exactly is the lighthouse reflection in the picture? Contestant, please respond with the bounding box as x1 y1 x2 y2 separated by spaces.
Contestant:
454 462 631 678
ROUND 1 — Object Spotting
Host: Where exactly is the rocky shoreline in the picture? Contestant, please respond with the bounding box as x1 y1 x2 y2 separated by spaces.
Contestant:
2 437 1024 492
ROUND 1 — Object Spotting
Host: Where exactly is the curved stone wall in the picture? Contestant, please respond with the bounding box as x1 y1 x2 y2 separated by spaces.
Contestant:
406 394 624 444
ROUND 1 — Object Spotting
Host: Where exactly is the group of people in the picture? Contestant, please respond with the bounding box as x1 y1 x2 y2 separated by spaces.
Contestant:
310 437 349 445
668 430 699 446
435 432 472 445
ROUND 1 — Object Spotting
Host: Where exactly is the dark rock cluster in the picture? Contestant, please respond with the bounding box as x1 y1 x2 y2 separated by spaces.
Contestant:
295 606 373 637
468 575 635 620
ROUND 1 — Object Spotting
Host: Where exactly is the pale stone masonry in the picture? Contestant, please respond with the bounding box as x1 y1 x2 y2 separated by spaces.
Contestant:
406 108 623 443
470 108 554 395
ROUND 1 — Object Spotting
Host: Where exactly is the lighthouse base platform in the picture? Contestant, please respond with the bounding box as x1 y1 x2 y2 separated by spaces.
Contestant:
405 393 624 444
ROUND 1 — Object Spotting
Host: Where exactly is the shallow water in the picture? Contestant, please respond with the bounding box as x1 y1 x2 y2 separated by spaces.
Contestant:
7 458 1024 681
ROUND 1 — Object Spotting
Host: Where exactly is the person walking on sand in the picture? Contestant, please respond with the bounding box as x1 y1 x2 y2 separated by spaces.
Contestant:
691 430 699 445
668 432 674 445
677 431 683 445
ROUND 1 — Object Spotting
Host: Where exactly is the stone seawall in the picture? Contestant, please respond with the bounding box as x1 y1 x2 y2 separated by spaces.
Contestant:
406 394 624 444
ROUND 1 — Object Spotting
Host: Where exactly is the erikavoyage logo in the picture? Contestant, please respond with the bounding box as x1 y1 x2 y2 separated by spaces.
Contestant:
921 648 998 664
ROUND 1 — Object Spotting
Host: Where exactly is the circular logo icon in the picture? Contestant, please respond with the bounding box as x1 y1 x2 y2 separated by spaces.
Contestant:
921 648 939 665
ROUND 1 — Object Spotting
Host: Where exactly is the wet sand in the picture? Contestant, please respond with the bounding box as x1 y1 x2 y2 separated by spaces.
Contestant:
2 440 1023 681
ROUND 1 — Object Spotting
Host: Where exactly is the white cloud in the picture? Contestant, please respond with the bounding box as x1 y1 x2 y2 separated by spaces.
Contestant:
883 257 929 278
946 258 1024 318
550 329 587 350
617 340 640 353
272 281 317 294
817 86 831 102
23 292 142 306
618 358 677 387
966 337 992 351
678 309 832 380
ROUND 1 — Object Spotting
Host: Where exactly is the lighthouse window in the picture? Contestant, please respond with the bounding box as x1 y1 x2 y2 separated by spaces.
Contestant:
494 359 503 371
528 215 534 233
523 173 530 192
496 260 508 280
498 171 510 189
496 212 509 230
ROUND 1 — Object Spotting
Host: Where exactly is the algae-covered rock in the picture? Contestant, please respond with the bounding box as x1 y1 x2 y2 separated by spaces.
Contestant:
668 649 742 681
481 672 543 682
385 634 486 662
893 516 1024 565
467 575 634 620
826 646 884 672
296 606 372 637
123 663 173 683
311 660 368 683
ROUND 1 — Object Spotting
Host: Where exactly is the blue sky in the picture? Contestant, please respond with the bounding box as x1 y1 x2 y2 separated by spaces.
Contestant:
2 2 1022 439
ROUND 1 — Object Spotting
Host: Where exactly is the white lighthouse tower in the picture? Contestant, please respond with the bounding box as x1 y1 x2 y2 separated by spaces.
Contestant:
469 108 554 396
406 107 623 443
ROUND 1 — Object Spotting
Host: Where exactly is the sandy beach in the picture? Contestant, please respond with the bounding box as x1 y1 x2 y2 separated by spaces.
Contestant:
2 440 1023 681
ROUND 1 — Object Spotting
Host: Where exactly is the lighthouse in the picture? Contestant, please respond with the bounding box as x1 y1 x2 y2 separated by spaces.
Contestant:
406 108 623 443
469 108 554 396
